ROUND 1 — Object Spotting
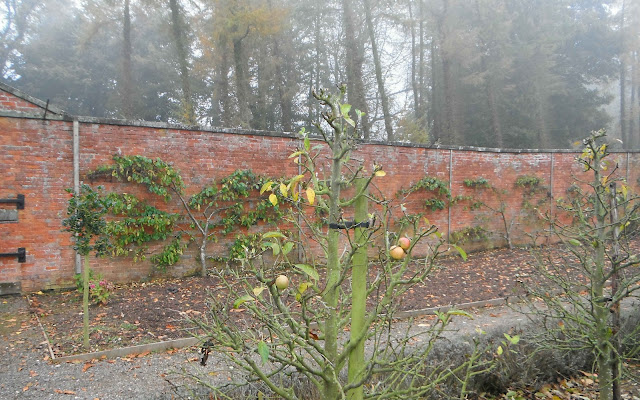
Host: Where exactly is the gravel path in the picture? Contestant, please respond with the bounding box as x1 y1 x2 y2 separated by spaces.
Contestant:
1 294 533 399
1 296 196 399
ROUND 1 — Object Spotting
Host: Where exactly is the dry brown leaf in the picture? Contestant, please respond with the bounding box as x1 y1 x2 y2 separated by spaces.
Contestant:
54 389 76 395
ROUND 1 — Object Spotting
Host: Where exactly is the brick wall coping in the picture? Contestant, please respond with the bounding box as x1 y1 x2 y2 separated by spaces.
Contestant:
0 81 66 116
2 97 639 155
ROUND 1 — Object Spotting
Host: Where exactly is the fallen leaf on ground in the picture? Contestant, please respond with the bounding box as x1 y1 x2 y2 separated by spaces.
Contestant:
54 389 76 395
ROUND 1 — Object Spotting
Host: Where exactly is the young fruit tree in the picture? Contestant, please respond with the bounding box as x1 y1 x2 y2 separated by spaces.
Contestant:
522 130 640 400
87 157 283 275
184 86 486 399
62 185 111 349
461 175 548 249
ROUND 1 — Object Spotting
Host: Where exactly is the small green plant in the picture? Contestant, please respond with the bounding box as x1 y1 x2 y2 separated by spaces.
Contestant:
151 236 188 272
228 233 262 261
120 322 138 331
74 268 114 305
74 268 98 292
450 226 488 245
515 174 543 189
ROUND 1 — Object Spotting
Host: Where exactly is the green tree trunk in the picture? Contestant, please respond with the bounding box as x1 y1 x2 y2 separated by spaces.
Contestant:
83 256 90 350
593 150 613 400
322 110 345 399
347 178 368 400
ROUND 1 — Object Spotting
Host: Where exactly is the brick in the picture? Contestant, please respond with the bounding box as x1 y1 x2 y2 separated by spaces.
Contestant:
1 87 638 292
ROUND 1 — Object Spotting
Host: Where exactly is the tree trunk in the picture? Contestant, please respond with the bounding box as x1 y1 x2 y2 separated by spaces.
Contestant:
120 0 134 119
409 1 419 118
273 39 293 132
254 44 268 130
474 0 503 147
347 178 368 400
233 36 253 127
216 40 231 126
169 0 196 125
83 256 90 349
593 154 613 400
363 0 393 141
419 1 427 123
441 53 456 143
609 182 622 400
630 63 636 148
619 0 627 147
342 0 371 139
430 38 439 142
199 239 207 276
436 0 459 145
322 125 344 399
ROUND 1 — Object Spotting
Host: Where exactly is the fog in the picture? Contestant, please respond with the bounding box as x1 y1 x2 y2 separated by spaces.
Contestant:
2 0 638 149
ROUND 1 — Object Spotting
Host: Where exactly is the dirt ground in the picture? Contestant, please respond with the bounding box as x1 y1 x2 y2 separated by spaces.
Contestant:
33 244 536 356
33 237 636 357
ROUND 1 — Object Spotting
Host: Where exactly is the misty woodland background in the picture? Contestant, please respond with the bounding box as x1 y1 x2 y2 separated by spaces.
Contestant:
1 0 639 149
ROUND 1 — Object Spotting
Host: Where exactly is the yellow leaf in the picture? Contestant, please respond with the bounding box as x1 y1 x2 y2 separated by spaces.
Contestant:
375 170 386 177
269 194 278 206
288 150 304 159
279 183 288 197
306 187 315 205
260 181 273 195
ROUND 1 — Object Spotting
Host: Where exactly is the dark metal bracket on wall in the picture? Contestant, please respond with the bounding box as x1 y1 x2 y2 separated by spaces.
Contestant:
0 248 26 263
0 194 25 209
328 220 371 230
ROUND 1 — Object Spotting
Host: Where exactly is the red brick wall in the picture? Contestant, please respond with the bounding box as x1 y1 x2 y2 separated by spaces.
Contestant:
1 108 638 292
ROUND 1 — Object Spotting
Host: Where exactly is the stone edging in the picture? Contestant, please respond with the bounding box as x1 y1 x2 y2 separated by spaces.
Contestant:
35 296 510 364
